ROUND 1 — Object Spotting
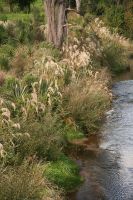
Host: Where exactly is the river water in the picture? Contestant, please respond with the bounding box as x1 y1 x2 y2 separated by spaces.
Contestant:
73 79 133 200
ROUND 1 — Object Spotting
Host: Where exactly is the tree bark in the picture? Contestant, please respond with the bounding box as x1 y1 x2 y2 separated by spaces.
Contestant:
44 0 66 48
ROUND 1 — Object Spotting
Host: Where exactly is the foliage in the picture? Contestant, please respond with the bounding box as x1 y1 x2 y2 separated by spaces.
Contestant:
16 0 37 11
103 41 128 74
63 71 110 134
0 163 63 200
80 0 133 38
3 0 37 12
44 155 82 191
64 126 84 142
0 44 15 71
124 1 133 38
0 25 8 44
1 5 128 199
104 5 125 33
0 78 66 165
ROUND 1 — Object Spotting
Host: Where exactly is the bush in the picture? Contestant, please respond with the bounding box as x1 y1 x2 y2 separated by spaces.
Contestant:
0 25 8 44
10 53 27 76
103 41 127 74
80 0 96 16
0 4 4 13
124 2 133 39
40 42 61 61
4 76 17 89
0 112 65 165
63 73 110 134
32 7 44 24
0 44 15 57
104 5 125 34
24 74 38 92
15 20 33 43
44 155 82 191
80 0 133 38
0 56 10 71
15 114 64 162
0 44 15 71
64 126 84 142
0 163 63 200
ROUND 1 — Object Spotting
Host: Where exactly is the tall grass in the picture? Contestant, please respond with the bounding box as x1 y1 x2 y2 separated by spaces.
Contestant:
0 163 63 200
103 41 128 74
63 70 111 134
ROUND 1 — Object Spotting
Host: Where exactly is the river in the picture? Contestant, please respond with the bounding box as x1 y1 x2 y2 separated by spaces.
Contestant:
71 68 133 200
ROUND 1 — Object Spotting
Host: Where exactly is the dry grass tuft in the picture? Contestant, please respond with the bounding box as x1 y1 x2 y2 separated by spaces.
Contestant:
63 69 111 133
0 163 63 200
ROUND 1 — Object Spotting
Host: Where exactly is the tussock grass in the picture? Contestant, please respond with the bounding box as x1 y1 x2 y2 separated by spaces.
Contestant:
0 163 63 200
63 70 111 134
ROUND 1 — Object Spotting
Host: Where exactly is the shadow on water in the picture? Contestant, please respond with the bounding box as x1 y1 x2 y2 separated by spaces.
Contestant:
69 57 133 200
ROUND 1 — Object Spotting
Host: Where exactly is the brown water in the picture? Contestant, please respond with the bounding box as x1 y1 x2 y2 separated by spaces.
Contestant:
71 60 133 200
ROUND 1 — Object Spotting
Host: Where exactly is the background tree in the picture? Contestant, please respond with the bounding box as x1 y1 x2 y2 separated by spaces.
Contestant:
80 0 133 39
6 0 36 12
5 0 15 11
17 0 36 12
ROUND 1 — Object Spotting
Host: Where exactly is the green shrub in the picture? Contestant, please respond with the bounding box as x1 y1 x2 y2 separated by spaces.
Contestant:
0 44 15 57
0 25 8 44
64 126 84 142
0 56 10 71
0 14 7 21
80 0 95 16
24 74 38 92
4 76 17 89
44 155 82 191
63 77 110 134
32 7 44 23
104 5 125 34
103 41 127 74
40 42 61 61
16 115 64 162
0 44 15 71
1 112 65 165
0 4 4 13
124 2 133 39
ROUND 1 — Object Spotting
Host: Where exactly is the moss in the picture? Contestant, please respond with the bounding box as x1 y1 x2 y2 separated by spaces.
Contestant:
44 155 82 191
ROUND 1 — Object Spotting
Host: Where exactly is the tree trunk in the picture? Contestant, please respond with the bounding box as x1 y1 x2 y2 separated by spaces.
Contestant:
75 0 81 12
44 0 66 48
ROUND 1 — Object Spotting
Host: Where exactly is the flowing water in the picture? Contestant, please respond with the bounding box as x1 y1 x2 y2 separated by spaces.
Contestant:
72 69 133 200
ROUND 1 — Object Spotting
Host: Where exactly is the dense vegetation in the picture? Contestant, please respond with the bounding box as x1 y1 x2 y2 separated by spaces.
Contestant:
80 0 133 39
0 0 131 199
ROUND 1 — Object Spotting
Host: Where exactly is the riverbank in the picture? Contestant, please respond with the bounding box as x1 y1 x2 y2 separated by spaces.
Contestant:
72 78 133 200
70 46 133 199
0 6 132 200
